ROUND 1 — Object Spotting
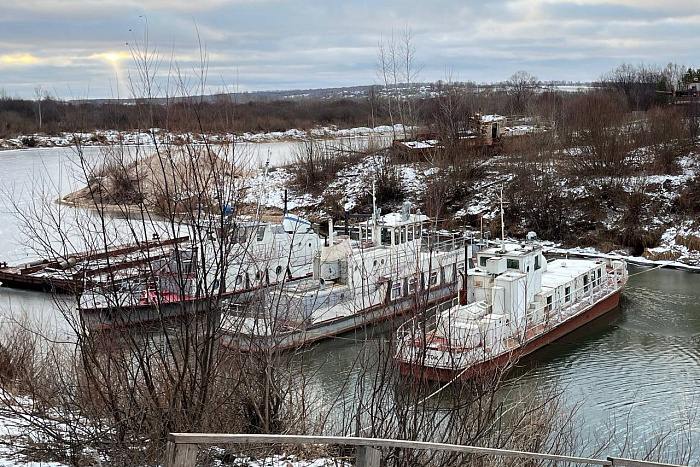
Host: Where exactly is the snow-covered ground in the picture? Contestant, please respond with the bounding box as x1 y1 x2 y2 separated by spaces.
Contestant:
0 125 410 151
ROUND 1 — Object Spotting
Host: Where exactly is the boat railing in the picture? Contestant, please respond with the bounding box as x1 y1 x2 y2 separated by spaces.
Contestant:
420 234 470 253
523 266 625 332
396 297 459 343
401 263 626 350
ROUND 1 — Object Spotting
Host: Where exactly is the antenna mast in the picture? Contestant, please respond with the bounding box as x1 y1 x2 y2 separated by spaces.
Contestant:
500 185 505 251
372 178 377 223
255 153 271 220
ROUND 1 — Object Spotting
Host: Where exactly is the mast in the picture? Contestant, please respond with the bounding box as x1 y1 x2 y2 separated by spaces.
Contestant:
372 178 378 224
255 151 271 221
500 185 505 251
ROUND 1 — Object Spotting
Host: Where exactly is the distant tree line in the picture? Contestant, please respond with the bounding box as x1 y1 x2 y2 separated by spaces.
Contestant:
1 62 696 140
0 95 394 138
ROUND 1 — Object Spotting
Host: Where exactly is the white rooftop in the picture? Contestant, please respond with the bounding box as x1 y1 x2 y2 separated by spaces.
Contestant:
541 259 602 288
379 212 429 226
480 114 507 123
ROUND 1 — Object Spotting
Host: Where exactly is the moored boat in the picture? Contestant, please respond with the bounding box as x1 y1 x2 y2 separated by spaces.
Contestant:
395 242 628 381
222 203 476 351
78 214 324 331
0 236 190 294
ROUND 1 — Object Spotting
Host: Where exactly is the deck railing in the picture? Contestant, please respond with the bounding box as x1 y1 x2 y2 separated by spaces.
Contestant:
164 433 686 467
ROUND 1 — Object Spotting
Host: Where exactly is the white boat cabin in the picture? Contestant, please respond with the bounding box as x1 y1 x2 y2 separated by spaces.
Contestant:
269 208 469 326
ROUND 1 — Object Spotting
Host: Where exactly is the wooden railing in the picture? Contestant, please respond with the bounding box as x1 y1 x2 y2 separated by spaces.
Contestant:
165 433 686 467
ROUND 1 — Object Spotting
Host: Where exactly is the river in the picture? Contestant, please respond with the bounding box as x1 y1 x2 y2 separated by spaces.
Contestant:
1 144 699 457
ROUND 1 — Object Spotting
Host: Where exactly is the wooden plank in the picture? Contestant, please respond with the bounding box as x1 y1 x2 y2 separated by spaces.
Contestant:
608 458 685 467
165 441 198 467
355 445 381 467
167 434 613 466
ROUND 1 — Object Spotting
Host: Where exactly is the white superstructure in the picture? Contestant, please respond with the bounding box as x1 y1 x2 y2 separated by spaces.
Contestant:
396 242 628 379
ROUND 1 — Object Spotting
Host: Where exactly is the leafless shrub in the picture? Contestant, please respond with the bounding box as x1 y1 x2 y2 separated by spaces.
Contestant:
642 106 691 174
563 90 638 177
290 139 366 194
618 185 662 255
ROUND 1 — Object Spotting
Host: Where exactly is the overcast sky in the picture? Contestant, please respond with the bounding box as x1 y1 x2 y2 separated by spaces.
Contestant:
1 0 698 99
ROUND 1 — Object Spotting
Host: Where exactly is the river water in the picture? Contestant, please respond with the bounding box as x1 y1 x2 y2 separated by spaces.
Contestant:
1 144 699 456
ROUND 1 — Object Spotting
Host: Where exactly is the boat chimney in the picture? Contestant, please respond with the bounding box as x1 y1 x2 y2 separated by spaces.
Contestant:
401 201 411 221
328 218 334 245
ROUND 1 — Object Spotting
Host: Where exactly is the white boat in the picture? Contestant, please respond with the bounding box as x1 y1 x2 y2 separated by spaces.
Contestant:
222 203 475 351
395 242 628 381
79 214 324 331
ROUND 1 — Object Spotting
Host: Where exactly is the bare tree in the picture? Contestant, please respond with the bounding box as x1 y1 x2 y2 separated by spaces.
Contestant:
377 28 421 140
506 71 539 115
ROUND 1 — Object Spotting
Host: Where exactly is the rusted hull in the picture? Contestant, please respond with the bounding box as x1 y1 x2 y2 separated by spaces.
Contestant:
0 272 78 294
0 237 189 294
399 290 622 382
80 275 313 332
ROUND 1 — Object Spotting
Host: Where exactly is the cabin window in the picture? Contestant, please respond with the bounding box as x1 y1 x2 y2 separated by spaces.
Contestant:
479 256 490 267
394 229 400 245
381 228 391 246
545 295 553 312
257 226 265 242
407 226 414 241
535 255 541 270
429 271 438 287
255 271 261 281
408 277 418 294
391 282 402 301
400 226 406 244
596 269 602 286
507 259 519 270
235 275 243 286
237 227 248 243
275 265 283 276
565 286 571 303
583 275 589 293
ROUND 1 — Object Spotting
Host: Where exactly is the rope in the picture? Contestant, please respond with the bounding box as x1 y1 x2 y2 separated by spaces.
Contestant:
627 262 671 277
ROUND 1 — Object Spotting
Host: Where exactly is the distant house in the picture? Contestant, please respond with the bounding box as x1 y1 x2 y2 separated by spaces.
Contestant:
688 81 700 96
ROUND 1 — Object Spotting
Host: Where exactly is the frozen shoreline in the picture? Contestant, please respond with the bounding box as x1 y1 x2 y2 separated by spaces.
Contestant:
0 124 408 151
540 243 700 273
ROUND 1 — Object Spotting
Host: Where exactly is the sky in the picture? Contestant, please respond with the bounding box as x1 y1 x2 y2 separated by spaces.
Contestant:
0 0 699 99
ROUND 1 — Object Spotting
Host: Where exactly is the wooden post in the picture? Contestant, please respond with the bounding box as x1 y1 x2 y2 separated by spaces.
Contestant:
165 441 198 467
355 445 381 467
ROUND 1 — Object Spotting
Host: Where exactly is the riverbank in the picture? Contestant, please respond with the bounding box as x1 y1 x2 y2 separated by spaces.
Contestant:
0 124 408 151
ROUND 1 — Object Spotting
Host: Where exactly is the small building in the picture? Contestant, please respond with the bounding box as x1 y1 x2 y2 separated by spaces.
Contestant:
475 114 507 142
688 81 700 96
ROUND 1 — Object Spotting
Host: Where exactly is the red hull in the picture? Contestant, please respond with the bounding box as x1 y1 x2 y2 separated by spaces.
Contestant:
399 290 622 382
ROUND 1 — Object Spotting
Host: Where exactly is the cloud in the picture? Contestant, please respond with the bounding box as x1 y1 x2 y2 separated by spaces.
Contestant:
1 0 699 98
0 53 40 67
